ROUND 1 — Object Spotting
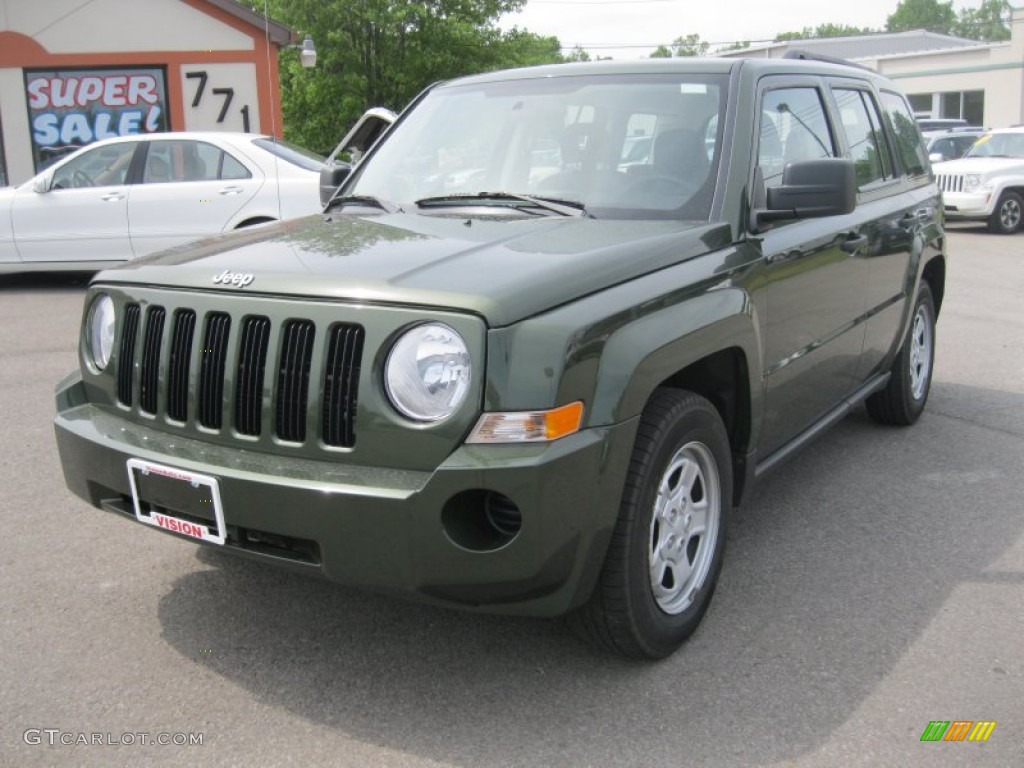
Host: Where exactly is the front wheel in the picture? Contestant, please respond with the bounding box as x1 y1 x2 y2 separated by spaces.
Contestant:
866 282 936 425
575 389 731 659
987 191 1023 234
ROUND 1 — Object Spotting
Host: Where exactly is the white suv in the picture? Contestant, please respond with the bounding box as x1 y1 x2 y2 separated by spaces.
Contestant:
933 126 1024 234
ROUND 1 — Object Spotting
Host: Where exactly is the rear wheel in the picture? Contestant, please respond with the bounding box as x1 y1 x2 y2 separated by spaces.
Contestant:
866 282 936 425
575 389 731 659
987 191 1023 234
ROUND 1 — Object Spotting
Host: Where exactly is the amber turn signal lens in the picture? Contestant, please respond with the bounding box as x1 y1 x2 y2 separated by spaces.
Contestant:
466 401 585 444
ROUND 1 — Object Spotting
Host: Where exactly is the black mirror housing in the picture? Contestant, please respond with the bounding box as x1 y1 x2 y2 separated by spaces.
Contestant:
319 164 352 207
755 158 856 227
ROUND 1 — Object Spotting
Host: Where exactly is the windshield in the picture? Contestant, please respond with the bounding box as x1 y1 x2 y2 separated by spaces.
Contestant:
252 138 327 171
347 73 728 219
965 132 1024 159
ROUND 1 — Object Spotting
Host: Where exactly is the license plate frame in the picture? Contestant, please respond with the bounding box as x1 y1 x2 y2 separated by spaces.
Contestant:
126 459 226 545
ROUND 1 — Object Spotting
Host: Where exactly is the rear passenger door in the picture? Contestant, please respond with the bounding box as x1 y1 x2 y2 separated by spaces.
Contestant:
127 139 262 257
754 78 869 456
826 83 934 383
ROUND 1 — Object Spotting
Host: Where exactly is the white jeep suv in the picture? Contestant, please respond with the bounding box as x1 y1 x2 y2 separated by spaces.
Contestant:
934 126 1024 234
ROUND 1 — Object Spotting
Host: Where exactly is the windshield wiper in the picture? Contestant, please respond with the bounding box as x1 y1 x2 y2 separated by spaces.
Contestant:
325 194 402 213
415 192 590 218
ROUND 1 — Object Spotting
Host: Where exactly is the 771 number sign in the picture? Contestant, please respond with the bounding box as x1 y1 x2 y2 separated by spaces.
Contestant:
184 70 252 132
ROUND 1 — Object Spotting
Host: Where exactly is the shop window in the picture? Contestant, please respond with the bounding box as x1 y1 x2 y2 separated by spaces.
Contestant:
907 93 932 116
25 67 168 173
907 90 984 125
962 91 984 126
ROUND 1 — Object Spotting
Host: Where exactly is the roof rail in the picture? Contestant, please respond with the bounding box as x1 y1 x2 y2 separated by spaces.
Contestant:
782 50 874 72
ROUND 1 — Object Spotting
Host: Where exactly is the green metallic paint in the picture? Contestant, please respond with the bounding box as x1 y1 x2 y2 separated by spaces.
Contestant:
80 284 487 472
54 56 948 617
55 386 640 616
100 215 728 329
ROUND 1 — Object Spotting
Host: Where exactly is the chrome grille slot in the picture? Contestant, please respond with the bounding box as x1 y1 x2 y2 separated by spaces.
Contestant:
936 174 963 194
108 294 366 450
322 323 364 448
166 309 196 422
276 320 315 442
198 312 231 429
117 303 141 406
139 306 166 415
234 316 271 436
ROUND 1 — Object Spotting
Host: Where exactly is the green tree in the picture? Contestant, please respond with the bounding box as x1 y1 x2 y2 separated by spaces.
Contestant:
774 23 875 41
955 0 1011 41
266 0 564 153
672 34 709 57
716 41 750 52
562 45 592 62
649 44 673 58
886 0 957 34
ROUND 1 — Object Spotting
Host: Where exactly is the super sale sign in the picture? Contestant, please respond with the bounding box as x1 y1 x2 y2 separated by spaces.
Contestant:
25 67 169 170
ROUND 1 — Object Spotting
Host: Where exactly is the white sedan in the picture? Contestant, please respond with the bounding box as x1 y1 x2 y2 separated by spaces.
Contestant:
0 132 325 273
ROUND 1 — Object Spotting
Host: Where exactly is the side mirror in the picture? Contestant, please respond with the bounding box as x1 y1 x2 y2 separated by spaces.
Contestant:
319 163 352 206
754 158 856 228
928 152 944 163
32 175 51 193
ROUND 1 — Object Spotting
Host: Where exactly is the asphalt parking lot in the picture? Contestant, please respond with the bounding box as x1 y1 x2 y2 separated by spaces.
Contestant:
1 225 1021 767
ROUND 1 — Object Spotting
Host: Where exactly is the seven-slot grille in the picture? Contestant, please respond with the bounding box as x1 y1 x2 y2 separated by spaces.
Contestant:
935 174 964 194
116 304 363 448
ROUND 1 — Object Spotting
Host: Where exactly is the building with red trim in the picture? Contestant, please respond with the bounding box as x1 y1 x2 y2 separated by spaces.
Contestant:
0 0 292 186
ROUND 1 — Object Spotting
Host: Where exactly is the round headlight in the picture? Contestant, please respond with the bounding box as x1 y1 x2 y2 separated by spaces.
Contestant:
87 293 116 371
385 323 471 422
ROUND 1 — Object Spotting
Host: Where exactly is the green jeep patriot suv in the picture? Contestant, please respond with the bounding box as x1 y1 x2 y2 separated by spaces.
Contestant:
55 56 945 659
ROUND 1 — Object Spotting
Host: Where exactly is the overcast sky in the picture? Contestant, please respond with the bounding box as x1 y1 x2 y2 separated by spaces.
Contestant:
499 0 980 59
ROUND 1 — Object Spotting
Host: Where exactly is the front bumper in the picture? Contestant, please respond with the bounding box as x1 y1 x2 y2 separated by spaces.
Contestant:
942 190 994 219
55 373 638 616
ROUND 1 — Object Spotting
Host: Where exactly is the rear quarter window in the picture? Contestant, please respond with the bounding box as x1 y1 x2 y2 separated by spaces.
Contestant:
880 91 928 178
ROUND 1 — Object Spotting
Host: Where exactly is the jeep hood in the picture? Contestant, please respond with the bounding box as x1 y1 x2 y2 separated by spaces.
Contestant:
933 157 1024 175
98 213 732 326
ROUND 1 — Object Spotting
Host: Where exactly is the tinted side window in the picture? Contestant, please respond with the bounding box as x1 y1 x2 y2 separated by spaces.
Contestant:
143 141 251 183
759 88 835 188
221 153 251 180
834 89 896 188
51 142 137 189
880 90 928 178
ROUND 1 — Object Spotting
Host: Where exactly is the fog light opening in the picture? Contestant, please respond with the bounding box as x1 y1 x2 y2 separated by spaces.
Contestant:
442 490 522 552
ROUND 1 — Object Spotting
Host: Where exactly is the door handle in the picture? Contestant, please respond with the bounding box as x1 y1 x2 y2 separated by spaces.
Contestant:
218 186 243 195
101 192 125 201
840 233 868 254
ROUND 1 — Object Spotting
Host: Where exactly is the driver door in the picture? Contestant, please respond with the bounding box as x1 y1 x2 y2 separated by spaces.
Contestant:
12 141 140 264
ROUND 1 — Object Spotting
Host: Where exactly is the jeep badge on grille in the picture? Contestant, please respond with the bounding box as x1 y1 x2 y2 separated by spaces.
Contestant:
213 270 255 288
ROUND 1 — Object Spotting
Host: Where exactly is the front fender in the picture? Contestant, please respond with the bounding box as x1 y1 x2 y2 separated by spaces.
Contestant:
483 245 763 428
602 293 761 424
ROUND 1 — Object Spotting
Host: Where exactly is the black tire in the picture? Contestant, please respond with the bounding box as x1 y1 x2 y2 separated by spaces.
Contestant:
574 389 731 659
987 191 1023 234
235 217 276 229
866 282 936 426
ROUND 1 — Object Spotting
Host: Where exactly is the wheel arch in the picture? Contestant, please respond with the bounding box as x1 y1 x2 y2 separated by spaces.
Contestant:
234 216 277 229
921 253 946 317
599 300 762 506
